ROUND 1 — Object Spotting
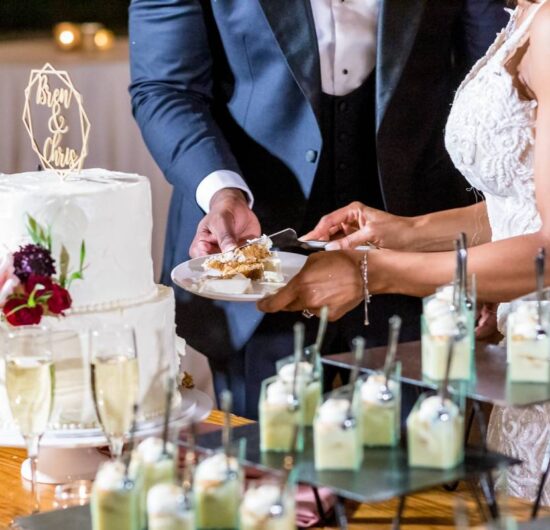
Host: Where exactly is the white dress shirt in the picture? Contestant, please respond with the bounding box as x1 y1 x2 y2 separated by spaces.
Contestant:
196 0 380 212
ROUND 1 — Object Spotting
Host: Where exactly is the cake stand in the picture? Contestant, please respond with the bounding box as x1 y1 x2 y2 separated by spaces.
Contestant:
0 388 213 484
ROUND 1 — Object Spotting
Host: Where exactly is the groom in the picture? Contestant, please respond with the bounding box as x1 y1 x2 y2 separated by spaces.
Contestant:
129 0 507 418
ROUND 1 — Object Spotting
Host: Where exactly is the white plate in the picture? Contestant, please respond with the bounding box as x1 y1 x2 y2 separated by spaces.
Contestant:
171 251 307 302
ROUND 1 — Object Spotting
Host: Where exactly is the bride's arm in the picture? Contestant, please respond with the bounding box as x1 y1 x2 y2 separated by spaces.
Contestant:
303 201 491 252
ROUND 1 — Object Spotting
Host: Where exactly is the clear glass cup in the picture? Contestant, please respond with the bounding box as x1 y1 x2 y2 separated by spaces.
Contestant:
313 383 363 471
359 362 401 447
259 375 305 453
421 289 475 382
5 326 55 513
240 476 296 530
147 482 194 530
193 440 245 530
275 345 323 426
91 460 141 530
506 289 550 383
406 390 465 470
90 326 140 459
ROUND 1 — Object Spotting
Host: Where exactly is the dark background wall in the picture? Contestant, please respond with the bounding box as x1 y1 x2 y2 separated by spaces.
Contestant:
0 1 129 37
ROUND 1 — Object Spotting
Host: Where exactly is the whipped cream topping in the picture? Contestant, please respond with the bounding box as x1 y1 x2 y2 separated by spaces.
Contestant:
361 374 398 404
266 379 291 406
511 303 541 339
416 395 459 422
317 398 349 424
147 483 187 515
241 484 280 516
279 361 314 385
94 460 126 490
195 453 239 485
136 437 174 464
425 297 453 321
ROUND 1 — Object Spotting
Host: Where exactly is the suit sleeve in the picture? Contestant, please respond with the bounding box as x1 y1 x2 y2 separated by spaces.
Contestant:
129 0 242 196
459 0 510 66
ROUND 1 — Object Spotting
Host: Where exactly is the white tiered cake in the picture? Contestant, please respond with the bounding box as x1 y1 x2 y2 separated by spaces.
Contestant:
0 169 177 429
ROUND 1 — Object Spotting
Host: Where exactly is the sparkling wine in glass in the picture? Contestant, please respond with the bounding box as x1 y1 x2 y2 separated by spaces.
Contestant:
90 326 140 460
5 326 55 513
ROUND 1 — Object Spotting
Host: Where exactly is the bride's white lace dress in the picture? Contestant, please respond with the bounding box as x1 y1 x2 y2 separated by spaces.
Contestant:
445 1 550 503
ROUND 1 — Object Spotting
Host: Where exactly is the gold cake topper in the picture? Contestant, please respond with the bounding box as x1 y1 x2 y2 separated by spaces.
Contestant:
22 63 90 178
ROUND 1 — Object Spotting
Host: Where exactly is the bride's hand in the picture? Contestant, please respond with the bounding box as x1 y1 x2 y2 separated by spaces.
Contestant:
257 250 389 321
302 201 414 250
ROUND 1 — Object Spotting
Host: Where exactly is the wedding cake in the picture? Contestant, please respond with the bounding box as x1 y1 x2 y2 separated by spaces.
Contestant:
0 168 178 429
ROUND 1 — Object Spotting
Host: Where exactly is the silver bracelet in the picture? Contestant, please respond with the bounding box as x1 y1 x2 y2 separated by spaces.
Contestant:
360 252 371 326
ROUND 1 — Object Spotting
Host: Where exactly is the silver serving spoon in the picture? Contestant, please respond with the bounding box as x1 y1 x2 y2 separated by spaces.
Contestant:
220 390 237 480
342 336 365 430
288 322 304 412
161 375 175 459
535 248 547 340
437 336 455 422
377 315 402 403
457 232 474 311
269 424 299 518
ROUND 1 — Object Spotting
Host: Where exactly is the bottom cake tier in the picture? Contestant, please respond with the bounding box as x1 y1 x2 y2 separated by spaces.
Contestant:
0 285 178 430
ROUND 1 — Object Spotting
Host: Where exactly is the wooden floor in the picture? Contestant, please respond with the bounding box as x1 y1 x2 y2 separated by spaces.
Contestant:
0 411 548 529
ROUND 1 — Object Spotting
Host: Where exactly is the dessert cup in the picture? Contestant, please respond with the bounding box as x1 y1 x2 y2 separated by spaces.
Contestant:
240 479 296 530
135 437 176 495
360 363 401 447
507 297 550 383
276 346 323 426
193 441 245 530
147 483 194 530
313 383 363 471
259 375 305 453
90 460 140 530
407 391 465 470
421 286 475 381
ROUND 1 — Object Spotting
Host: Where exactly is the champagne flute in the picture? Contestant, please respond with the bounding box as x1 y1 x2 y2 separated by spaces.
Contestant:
5 326 55 513
90 326 140 460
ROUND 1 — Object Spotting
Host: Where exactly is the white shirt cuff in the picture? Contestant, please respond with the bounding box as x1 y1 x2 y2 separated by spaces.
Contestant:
195 170 254 213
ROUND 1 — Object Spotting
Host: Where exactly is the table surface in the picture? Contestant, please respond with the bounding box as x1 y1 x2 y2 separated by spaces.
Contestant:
324 341 550 407
2 411 549 529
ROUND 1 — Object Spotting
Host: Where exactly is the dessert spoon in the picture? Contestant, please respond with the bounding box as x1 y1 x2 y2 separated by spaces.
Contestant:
123 403 139 485
535 248 547 340
342 336 365 430
220 390 237 480
378 315 402 403
437 336 455 423
457 232 473 311
453 237 468 339
288 322 304 412
161 375 175 459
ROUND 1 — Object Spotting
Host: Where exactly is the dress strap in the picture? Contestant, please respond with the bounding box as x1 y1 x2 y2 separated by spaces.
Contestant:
502 0 548 53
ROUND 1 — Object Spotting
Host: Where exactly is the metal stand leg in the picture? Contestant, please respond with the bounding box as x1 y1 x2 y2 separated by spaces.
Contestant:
334 496 348 530
467 478 489 523
480 472 500 520
311 486 328 525
532 439 550 519
392 496 406 530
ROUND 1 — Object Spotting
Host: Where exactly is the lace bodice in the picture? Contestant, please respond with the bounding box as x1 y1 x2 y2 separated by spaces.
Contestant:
445 7 540 243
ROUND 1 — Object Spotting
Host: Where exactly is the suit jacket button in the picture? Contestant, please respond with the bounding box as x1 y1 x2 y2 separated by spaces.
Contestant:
306 150 318 163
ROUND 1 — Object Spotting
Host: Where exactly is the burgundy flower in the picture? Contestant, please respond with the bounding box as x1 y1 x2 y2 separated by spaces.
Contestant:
47 284 72 315
13 244 56 282
25 274 53 295
3 296 43 326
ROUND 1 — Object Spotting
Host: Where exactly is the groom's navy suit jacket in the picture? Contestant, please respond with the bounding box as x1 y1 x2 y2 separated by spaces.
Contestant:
129 0 508 358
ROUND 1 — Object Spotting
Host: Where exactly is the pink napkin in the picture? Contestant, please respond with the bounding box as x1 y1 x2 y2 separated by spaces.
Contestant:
295 484 335 528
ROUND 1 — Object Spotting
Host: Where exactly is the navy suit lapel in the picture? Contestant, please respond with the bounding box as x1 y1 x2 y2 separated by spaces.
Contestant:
376 0 427 130
257 0 321 120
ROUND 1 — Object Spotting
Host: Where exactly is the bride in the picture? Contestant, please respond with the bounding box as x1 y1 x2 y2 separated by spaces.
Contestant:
259 0 550 503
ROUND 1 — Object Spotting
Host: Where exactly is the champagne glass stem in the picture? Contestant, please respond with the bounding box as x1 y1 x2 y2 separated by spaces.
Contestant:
25 435 40 513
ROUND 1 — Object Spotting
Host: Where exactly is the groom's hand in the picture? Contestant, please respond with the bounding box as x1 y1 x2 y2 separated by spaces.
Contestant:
190 188 261 257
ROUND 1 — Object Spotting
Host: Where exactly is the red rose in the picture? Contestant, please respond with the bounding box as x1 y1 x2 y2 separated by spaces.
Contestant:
25 274 53 295
47 283 72 315
3 297 43 326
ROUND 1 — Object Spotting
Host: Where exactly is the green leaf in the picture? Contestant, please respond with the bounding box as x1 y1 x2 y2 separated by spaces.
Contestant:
79 240 86 272
59 245 70 288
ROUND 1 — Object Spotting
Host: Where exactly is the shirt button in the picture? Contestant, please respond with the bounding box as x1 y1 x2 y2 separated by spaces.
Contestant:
342 69 349 75
338 101 347 112
305 150 318 163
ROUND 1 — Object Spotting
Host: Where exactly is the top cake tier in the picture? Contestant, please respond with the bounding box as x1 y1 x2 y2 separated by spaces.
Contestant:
0 169 156 310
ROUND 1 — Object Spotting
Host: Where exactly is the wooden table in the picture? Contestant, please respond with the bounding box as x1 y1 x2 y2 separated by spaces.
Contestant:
1 411 548 529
